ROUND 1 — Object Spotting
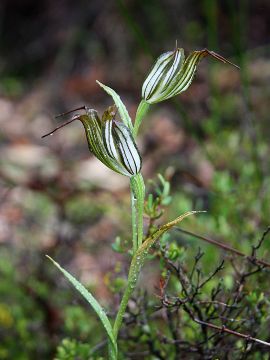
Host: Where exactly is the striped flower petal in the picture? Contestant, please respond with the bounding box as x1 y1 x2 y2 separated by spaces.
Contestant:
103 119 121 162
142 48 239 104
79 111 129 177
78 107 141 177
112 121 142 176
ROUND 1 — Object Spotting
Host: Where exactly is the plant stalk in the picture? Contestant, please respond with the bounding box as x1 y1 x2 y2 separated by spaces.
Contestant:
133 99 150 137
108 342 117 360
130 173 145 250
113 173 145 342
111 100 148 356
130 182 138 254
113 278 135 339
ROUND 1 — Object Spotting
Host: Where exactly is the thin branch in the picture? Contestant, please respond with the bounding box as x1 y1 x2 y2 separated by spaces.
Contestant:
252 226 270 256
182 302 270 348
190 248 204 282
198 260 224 290
195 300 237 309
175 227 270 268
192 317 270 348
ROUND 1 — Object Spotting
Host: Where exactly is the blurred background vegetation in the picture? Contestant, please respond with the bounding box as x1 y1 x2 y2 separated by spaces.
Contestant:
1 0 270 359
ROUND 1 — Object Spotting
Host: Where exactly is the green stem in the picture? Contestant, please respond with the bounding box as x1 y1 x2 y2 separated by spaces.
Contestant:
133 99 150 138
130 173 145 250
112 242 142 339
113 173 145 341
130 182 138 254
113 278 134 339
108 342 117 360
136 174 145 248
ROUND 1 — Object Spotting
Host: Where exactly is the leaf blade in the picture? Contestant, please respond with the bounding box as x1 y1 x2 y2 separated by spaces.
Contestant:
46 255 117 357
96 80 133 131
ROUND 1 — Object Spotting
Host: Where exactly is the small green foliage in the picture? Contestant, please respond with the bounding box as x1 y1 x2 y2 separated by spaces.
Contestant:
156 174 172 205
55 338 92 360
64 306 94 337
1 76 24 96
0 250 56 359
166 242 184 261
111 236 125 253
145 174 172 221
104 263 127 294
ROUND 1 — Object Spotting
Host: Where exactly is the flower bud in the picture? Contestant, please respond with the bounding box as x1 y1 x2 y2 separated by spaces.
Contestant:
42 105 142 178
79 106 142 177
142 48 184 104
142 48 239 104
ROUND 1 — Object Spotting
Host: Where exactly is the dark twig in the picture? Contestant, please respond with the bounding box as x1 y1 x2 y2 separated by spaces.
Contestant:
195 300 237 309
175 227 270 268
197 260 224 290
190 248 204 282
190 316 270 348
251 226 270 256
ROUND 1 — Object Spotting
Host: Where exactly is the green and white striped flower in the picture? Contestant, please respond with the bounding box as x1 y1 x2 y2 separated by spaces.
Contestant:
80 106 141 177
142 47 239 104
42 105 142 177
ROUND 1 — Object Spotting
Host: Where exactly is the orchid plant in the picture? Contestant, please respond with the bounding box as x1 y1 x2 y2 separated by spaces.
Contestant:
42 46 238 359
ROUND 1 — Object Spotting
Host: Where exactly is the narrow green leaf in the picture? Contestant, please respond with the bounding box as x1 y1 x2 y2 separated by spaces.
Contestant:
96 81 133 131
128 211 206 286
113 210 205 337
46 256 117 358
